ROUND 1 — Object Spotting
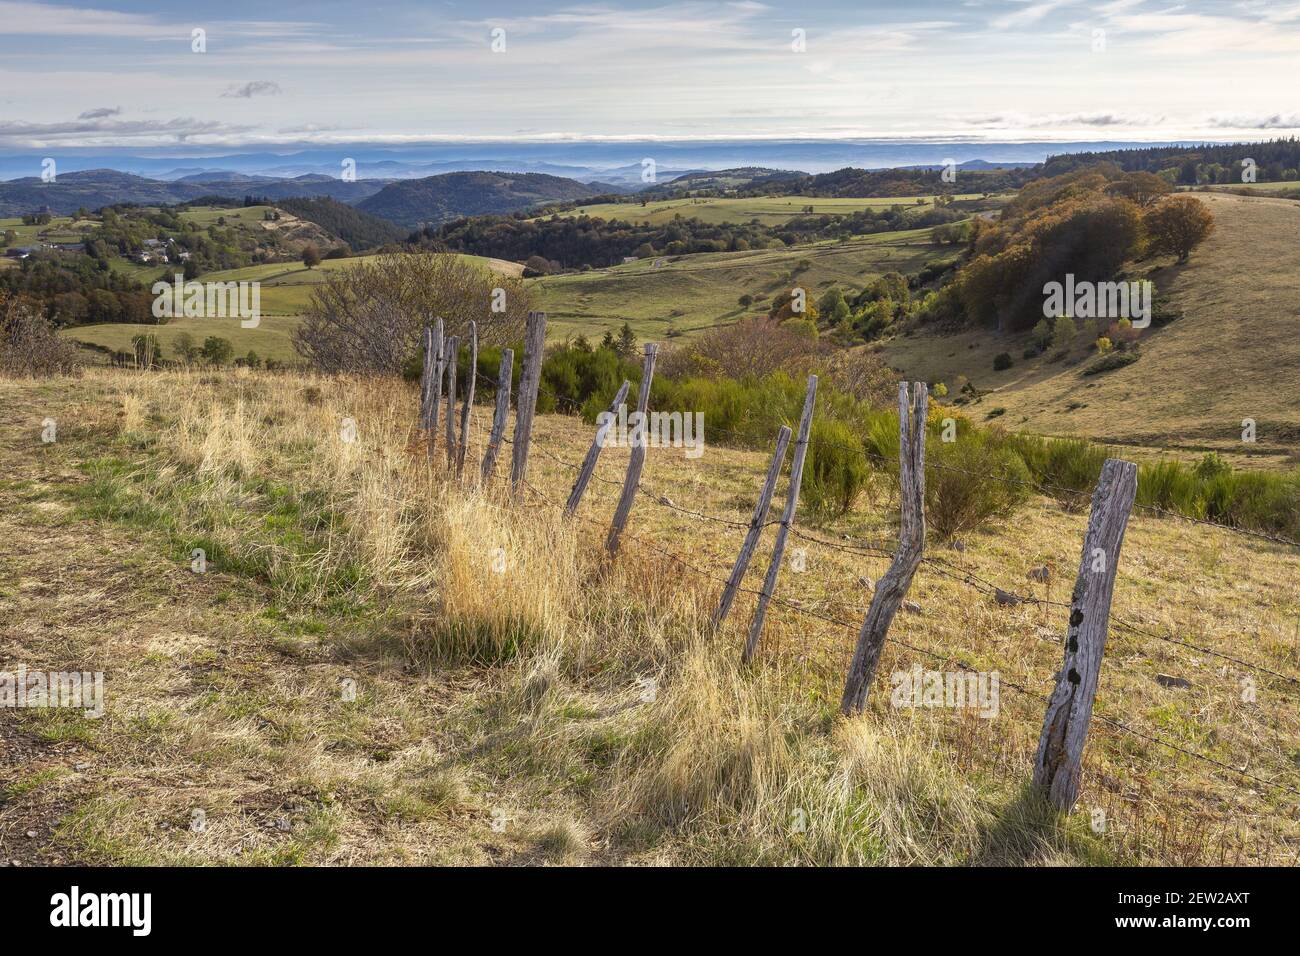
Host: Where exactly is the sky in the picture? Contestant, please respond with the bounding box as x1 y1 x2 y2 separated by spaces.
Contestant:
2 0 1299 151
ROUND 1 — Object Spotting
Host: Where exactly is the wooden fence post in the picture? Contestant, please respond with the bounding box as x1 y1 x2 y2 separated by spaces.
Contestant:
713 425 792 630
455 321 478 479
742 375 817 663
1033 458 1138 812
480 347 513 484
606 344 659 556
565 379 631 516
443 335 459 469
419 324 434 428
426 318 444 460
510 311 547 495
840 382 928 715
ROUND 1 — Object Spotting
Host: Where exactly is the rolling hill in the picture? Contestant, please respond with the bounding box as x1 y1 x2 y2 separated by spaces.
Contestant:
883 191 1300 465
535 226 954 341
0 169 386 217
356 171 604 228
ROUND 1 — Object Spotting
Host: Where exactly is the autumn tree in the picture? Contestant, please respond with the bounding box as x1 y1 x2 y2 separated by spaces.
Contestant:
302 244 322 270
1144 195 1215 263
1105 171 1172 208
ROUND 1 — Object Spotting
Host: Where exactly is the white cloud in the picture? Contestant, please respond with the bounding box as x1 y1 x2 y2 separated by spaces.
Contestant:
991 0 1076 30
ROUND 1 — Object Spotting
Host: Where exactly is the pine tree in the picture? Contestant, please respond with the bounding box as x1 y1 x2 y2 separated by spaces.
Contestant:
616 322 637 359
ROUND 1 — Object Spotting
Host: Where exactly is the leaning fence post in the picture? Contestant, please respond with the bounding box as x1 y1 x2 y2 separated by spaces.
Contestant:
840 382 928 714
742 375 817 663
443 335 459 469
606 344 659 556
455 321 478 479
510 311 547 495
565 379 631 516
480 347 513 484
1033 457 1138 812
714 425 792 631
426 318 445 460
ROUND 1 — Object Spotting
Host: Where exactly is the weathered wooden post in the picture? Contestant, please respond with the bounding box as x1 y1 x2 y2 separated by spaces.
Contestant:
510 311 547 495
565 380 631 516
443 335 459 469
455 321 478 479
425 318 445 459
606 344 658 556
419 324 434 428
1033 458 1138 811
714 425 792 630
840 382 928 714
742 375 817 663
480 347 513 484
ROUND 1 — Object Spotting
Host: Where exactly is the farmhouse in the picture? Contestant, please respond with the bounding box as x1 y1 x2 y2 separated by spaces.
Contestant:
5 244 43 259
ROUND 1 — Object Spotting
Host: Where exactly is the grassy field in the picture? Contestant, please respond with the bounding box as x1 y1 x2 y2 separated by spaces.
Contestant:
1187 181 1300 196
536 227 956 341
63 314 304 365
884 192 1300 465
0 214 93 270
537 194 992 227
60 253 526 364
0 367 1294 865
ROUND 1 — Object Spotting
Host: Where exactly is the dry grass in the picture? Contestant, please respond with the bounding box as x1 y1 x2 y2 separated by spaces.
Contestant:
0 366 1295 866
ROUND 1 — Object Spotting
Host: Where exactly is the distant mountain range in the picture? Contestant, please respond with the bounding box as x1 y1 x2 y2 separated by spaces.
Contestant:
356 171 605 228
0 169 387 217
0 167 615 226
0 139 1212 185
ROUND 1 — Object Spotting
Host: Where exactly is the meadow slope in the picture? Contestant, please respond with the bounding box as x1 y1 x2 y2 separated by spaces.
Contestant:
2 368 1295 866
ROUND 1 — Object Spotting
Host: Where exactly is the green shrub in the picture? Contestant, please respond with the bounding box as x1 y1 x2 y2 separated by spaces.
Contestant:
1083 350 1140 375
993 352 1013 371
544 345 639 414
803 419 872 517
925 431 1031 540
1138 460 1207 518
1007 435 1108 503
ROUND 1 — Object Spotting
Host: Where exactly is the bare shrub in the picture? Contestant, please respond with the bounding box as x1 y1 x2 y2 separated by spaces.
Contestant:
292 252 532 374
671 316 821 380
0 295 80 378
817 346 897 406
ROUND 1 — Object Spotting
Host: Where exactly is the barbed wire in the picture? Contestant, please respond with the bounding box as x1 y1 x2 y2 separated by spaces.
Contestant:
441 361 1300 549
477 395 1300 686
515 476 1300 800
454 394 1300 690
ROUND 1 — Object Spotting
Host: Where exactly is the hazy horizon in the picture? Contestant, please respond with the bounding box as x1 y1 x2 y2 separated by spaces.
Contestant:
3 0 1300 152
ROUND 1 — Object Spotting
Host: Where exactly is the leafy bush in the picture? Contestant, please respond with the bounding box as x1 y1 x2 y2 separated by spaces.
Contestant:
993 352 1013 371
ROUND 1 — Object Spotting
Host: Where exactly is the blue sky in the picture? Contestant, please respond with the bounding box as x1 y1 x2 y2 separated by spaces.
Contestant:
2 0 1299 149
